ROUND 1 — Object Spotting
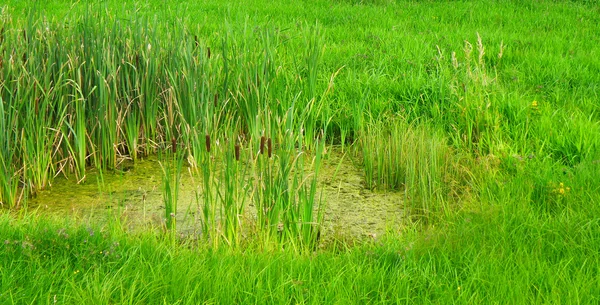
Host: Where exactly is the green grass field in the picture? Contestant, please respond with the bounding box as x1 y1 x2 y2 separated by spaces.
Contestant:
1 0 599 303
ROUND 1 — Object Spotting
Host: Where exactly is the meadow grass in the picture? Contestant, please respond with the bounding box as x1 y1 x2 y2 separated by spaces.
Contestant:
1 207 598 304
1 0 600 303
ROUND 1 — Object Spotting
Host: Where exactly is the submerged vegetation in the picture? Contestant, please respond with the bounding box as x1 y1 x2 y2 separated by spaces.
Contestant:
1 0 600 302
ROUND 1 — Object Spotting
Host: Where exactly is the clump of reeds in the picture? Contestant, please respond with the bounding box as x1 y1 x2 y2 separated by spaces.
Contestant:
160 137 183 231
252 129 325 251
360 115 463 217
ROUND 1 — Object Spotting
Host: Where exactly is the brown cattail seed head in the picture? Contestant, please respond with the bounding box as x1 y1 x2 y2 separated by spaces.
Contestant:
205 134 211 153
171 138 177 154
235 144 240 161
260 136 266 155
207 47 211 59
267 138 272 158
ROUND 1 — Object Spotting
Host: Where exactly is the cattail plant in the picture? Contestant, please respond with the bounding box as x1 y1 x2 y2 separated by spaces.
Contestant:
252 125 326 251
160 137 183 231
0 6 331 251
267 137 272 158
216 132 250 247
260 136 266 155
235 143 241 161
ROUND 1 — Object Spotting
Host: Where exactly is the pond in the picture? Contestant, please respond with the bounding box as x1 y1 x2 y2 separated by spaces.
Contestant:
28 147 406 244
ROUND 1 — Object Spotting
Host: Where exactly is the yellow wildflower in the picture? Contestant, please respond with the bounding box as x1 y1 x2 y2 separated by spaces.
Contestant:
553 182 570 196
532 100 538 108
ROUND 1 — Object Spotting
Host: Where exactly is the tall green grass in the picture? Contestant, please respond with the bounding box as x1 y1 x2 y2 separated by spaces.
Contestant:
0 7 328 195
1 209 598 304
1 0 600 302
0 5 332 250
359 116 471 218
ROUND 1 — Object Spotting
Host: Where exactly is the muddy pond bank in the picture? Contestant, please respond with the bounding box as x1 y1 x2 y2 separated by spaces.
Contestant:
28 148 406 243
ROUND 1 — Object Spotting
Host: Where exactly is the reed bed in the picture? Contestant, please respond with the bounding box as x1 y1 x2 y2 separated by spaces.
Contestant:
0 10 325 194
0 7 332 250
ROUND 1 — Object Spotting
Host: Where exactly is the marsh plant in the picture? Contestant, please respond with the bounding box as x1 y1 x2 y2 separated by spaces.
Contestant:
0 7 330 216
185 129 325 250
0 97 22 207
2 1 600 303
216 134 249 247
252 129 325 250
194 132 250 248
360 116 465 217
159 138 184 231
